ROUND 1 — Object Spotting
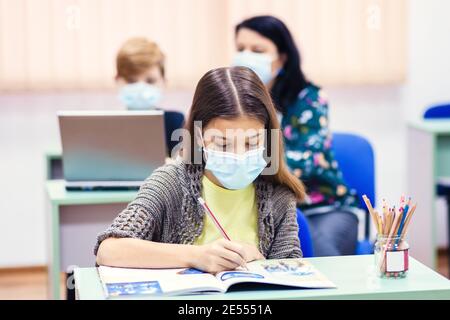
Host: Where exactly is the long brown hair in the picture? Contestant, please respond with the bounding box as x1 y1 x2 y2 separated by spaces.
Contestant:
183 66 305 201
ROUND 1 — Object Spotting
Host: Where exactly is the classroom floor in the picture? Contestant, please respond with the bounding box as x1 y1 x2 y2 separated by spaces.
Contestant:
0 267 67 300
0 251 448 300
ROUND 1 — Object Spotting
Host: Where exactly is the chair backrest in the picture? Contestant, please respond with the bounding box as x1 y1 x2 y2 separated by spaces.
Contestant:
423 103 450 119
332 133 376 208
163 111 185 156
296 133 375 256
296 208 314 257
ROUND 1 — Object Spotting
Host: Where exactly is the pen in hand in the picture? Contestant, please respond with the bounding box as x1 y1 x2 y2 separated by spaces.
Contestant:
197 197 249 270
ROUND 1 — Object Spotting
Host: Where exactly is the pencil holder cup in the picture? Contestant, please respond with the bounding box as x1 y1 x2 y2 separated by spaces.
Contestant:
374 235 409 279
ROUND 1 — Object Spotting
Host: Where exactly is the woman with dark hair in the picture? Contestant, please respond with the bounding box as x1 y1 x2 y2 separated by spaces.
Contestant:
233 15 359 257
95 66 305 273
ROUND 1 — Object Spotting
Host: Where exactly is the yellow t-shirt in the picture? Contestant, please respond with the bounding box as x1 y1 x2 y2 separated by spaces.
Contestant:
194 175 259 247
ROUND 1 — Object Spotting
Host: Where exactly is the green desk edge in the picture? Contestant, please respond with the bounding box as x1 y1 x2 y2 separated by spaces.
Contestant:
46 180 138 206
74 255 450 300
407 119 450 133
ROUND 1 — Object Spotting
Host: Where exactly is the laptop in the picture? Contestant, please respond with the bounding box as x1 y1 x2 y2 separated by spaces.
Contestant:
58 110 167 190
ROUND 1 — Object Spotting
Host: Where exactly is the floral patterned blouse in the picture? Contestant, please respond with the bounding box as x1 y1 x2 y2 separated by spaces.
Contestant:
281 84 359 212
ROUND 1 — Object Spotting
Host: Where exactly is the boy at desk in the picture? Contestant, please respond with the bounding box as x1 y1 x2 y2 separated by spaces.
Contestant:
95 66 306 273
115 37 184 155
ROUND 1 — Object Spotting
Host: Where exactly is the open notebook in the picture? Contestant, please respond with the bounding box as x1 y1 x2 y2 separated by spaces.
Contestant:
98 258 336 298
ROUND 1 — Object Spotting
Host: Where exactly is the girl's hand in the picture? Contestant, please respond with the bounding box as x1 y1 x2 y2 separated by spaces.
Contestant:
190 239 247 273
239 242 265 262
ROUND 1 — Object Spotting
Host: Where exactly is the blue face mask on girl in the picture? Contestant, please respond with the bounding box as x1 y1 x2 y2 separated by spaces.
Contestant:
232 51 275 85
202 144 267 190
119 82 162 110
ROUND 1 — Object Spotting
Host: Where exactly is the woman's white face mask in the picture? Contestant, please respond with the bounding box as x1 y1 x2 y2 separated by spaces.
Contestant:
232 51 276 85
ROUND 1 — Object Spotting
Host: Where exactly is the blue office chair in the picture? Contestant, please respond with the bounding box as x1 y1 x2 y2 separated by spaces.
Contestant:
297 208 314 257
163 111 185 156
332 133 376 254
424 103 450 119
423 103 450 271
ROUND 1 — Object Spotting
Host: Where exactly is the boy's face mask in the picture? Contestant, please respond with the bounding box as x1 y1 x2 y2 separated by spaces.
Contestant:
232 51 275 85
119 82 162 110
200 136 267 190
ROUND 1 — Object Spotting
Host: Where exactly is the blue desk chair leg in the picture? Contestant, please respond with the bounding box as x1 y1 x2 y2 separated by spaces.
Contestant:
296 209 314 257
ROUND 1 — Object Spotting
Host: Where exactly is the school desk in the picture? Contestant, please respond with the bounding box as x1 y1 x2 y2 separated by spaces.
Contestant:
45 179 138 299
73 255 450 300
45 152 176 300
407 119 450 269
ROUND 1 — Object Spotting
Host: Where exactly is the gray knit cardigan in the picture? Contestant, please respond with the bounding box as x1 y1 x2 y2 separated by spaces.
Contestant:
94 160 302 259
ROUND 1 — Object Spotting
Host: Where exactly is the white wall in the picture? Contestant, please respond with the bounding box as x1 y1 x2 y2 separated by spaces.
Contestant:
1 0 450 267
